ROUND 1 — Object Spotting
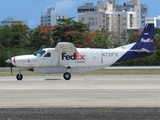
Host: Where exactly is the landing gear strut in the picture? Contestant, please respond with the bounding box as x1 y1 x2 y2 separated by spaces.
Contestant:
16 69 23 81
63 66 71 80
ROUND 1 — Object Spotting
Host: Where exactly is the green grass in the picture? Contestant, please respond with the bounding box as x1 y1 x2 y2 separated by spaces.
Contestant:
1 69 160 76
83 69 160 75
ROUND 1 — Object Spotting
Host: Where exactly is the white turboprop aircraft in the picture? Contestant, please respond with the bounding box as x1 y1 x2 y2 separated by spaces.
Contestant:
6 23 154 80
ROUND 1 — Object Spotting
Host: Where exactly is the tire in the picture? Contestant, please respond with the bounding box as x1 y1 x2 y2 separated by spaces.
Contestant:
16 74 23 81
63 72 71 80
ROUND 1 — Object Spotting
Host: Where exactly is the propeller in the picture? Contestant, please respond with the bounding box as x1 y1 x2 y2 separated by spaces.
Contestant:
6 58 13 75
10 64 13 75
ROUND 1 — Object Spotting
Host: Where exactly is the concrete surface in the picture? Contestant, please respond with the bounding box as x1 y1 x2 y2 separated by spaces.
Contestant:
0 75 160 108
1 75 160 119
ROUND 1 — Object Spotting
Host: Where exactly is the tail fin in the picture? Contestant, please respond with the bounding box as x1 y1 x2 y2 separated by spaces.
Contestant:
115 23 154 63
131 23 154 51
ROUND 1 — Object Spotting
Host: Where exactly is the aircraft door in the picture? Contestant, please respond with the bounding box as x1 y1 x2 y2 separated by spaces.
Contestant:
40 51 58 66
87 49 102 66
40 52 52 66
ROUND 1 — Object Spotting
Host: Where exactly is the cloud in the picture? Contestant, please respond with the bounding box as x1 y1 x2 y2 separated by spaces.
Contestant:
55 0 75 13
28 19 36 28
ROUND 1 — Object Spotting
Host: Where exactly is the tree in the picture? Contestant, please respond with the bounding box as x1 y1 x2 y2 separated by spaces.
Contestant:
125 30 140 44
0 24 30 48
0 24 32 66
28 25 56 49
52 18 89 46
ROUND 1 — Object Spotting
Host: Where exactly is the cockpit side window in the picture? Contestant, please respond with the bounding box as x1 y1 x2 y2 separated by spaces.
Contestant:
33 50 46 57
44 52 51 57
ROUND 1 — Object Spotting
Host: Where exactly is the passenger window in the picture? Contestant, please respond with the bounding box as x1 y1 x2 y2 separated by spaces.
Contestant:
44 52 51 57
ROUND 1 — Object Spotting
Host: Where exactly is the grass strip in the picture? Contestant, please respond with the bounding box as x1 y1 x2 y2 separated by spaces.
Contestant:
1 69 160 76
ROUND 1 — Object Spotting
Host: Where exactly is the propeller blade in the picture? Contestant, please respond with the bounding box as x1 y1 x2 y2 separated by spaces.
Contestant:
11 64 13 76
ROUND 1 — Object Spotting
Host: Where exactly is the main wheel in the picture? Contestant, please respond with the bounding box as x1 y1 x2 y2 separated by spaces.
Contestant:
63 72 71 80
16 74 23 81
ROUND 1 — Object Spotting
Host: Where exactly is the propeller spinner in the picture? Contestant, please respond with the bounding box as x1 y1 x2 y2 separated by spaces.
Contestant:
5 58 13 75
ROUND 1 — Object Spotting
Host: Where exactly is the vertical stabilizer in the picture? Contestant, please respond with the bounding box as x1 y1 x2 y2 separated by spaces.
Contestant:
131 23 154 51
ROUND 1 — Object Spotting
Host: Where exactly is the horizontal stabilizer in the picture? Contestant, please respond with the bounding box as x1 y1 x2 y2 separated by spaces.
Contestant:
135 48 151 53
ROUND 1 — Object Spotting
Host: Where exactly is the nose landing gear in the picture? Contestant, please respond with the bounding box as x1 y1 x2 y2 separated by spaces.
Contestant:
16 69 23 81
16 74 23 81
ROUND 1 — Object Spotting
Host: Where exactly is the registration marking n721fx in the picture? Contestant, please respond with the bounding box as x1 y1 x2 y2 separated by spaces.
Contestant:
102 52 118 57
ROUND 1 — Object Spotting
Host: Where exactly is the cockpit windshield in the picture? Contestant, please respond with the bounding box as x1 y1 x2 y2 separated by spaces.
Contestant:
33 49 46 57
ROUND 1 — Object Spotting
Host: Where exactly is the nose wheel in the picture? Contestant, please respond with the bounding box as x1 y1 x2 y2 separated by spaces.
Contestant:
16 74 23 81
16 68 23 81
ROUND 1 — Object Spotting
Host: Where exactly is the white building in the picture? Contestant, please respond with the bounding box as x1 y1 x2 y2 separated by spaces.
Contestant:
78 0 148 34
112 11 137 35
115 0 147 28
41 7 70 26
78 1 137 36
146 16 160 28
0 17 27 29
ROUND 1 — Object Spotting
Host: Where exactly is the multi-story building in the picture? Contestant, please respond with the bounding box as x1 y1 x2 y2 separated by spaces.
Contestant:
78 3 96 13
115 0 148 28
78 1 138 36
141 4 148 27
0 17 27 29
79 10 136 34
112 11 137 35
41 7 70 26
78 0 148 35
146 15 160 28
107 0 119 7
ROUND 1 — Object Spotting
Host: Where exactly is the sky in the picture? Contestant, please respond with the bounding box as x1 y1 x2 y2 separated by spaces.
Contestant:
0 0 159 28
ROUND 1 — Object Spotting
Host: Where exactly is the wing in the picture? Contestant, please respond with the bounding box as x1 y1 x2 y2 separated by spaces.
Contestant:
55 42 77 53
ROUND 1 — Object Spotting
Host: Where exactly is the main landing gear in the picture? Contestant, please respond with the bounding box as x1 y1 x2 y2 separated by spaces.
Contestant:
63 72 71 80
63 67 71 80
15 67 72 81
16 69 23 81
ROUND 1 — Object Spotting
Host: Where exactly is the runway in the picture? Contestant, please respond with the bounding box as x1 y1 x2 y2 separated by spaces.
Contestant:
0 75 160 119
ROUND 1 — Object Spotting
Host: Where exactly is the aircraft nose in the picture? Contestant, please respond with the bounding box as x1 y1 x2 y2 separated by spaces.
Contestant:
6 58 12 64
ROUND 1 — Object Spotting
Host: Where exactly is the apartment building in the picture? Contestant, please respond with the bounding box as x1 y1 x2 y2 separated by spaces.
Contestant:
78 0 148 35
116 0 148 28
107 0 119 7
79 10 136 32
0 17 27 29
141 4 148 27
146 15 160 28
112 11 136 35
78 3 96 13
78 1 137 35
41 7 70 26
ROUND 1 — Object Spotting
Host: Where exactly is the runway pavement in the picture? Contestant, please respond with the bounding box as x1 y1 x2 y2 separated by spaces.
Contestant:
0 75 160 119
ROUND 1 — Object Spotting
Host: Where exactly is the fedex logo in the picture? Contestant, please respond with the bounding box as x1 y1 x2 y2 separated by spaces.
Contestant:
141 38 153 43
62 53 85 60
